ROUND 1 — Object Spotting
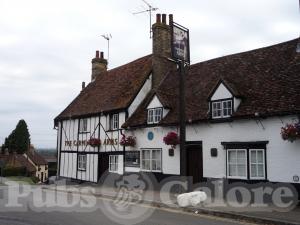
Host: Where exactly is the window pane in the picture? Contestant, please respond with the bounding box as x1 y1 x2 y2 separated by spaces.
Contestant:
148 110 153 123
250 151 256 163
152 160 157 170
237 151 245 163
229 165 236 176
257 151 263 163
142 150 150 160
251 164 257 177
228 151 236 163
237 165 246 177
257 165 264 177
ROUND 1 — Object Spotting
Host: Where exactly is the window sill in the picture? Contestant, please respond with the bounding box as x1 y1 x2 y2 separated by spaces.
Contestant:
209 117 233 123
79 131 90 134
78 169 86 172
141 169 162 173
106 129 120 132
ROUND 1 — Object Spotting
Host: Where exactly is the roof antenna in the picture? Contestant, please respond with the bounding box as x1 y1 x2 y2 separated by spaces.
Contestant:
133 0 158 38
101 34 112 62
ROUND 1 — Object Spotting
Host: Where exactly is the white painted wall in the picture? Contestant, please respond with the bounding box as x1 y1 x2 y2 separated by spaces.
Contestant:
211 83 232 100
124 115 300 184
125 127 181 175
128 74 152 116
147 95 163 109
186 115 300 183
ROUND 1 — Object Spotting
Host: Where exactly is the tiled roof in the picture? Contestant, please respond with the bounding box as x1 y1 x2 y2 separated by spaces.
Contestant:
123 38 300 128
26 151 48 165
16 155 36 172
55 55 152 123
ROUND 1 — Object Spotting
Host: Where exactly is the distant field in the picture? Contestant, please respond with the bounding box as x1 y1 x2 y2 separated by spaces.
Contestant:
36 149 56 157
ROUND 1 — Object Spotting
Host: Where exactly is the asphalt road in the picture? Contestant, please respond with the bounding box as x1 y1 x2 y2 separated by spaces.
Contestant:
0 186 254 225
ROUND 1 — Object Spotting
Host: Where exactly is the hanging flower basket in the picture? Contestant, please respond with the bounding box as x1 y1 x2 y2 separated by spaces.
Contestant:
163 131 180 149
281 122 300 142
120 135 136 147
87 138 101 147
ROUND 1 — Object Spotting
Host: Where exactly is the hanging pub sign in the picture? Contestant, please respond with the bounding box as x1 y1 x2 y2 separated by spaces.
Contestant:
171 22 190 63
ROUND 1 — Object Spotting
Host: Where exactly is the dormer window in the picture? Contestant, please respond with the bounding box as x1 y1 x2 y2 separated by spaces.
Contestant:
147 108 162 124
211 99 233 119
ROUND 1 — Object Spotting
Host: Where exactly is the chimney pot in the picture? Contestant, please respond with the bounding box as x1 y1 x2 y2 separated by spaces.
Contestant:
162 14 166 24
156 14 161 23
95 50 100 58
100 52 104 59
169 14 173 25
82 81 86 90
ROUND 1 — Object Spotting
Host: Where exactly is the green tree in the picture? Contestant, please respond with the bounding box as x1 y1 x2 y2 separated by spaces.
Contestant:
2 120 31 154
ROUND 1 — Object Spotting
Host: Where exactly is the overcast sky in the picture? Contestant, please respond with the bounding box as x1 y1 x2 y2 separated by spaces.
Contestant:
0 0 299 148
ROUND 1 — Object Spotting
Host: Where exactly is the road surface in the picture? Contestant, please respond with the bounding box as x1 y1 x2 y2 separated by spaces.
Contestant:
0 186 255 225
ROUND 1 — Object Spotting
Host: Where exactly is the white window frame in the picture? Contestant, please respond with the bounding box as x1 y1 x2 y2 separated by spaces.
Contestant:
212 99 233 119
147 108 163 124
110 114 119 130
140 149 162 172
79 118 88 133
227 149 247 179
78 154 87 171
249 149 265 180
109 155 119 173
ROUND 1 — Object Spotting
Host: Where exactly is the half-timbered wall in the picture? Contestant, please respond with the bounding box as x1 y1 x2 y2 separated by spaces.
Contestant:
57 112 126 182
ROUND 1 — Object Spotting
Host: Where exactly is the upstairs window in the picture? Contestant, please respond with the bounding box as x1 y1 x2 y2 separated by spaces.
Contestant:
147 108 162 124
79 118 88 133
212 99 233 119
110 114 119 130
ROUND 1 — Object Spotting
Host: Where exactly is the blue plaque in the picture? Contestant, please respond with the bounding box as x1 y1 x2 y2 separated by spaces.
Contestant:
147 131 154 141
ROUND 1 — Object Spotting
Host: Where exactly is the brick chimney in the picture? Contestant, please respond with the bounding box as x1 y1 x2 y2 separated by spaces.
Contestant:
91 51 107 82
152 14 176 89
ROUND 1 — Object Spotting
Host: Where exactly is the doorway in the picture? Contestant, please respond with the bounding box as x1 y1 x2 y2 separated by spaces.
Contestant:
98 153 109 180
186 143 203 184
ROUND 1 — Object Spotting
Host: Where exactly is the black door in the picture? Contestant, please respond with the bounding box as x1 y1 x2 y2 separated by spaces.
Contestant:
98 154 109 180
186 144 203 184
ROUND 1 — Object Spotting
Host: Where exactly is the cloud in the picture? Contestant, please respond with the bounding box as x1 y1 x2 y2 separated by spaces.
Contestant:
0 0 298 147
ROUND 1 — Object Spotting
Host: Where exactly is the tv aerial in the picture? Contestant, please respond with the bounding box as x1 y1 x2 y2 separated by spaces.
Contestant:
101 34 112 62
133 0 158 38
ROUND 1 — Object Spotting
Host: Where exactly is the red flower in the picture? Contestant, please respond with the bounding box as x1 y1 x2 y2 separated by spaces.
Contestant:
87 138 101 147
281 122 300 142
163 132 179 149
120 135 136 147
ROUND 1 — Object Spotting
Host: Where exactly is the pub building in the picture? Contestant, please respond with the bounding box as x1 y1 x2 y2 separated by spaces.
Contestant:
54 14 300 192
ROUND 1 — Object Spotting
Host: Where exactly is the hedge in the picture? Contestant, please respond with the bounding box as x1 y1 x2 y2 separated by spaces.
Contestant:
30 176 40 183
3 166 26 177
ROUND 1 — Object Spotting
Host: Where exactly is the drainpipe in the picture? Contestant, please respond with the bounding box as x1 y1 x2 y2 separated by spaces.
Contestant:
120 129 126 175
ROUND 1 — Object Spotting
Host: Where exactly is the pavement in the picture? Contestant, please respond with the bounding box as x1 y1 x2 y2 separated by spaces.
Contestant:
42 183 300 225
